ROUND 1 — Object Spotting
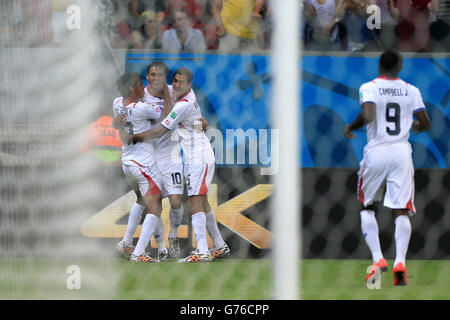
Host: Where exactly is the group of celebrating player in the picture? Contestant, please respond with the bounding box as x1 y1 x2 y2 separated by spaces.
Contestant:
113 61 229 263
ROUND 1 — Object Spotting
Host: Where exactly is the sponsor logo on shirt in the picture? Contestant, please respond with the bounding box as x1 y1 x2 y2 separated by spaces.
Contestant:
170 111 177 119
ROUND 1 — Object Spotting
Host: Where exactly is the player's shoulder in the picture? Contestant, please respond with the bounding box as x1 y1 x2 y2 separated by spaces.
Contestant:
360 79 377 91
402 81 421 94
175 89 196 106
143 86 154 100
113 96 123 106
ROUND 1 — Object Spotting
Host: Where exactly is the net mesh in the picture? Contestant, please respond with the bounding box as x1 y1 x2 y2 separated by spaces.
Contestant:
0 0 120 299
0 0 449 300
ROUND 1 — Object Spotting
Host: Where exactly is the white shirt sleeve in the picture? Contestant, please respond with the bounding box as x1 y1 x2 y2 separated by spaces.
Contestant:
412 86 426 113
160 101 190 131
112 97 122 118
359 82 376 105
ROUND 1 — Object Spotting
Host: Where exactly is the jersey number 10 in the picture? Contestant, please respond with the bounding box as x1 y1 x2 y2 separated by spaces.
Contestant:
386 103 400 136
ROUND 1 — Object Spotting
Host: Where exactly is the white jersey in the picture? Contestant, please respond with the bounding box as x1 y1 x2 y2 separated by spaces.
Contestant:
161 89 215 164
112 97 161 167
143 85 182 162
359 76 426 150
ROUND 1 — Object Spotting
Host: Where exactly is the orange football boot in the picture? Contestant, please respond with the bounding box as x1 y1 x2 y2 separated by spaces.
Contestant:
365 258 388 283
393 262 408 286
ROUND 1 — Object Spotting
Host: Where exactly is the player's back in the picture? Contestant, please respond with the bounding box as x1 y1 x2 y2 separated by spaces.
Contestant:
112 97 161 166
360 76 425 149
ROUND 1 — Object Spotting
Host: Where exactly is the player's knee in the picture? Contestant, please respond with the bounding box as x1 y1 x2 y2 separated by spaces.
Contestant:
363 202 378 212
188 196 204 214
145 194 162 215
392 209 409 219
168 195 183 209
202 197 211 213
136 196 145 207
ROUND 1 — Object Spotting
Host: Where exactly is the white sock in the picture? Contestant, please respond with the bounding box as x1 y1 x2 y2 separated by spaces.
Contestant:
191 212 208 254
394 215 411 267
360 210 383 263
169 205 184 239
205 210 225 248
123 203 145 245
133 214 159 256
153 216 166 250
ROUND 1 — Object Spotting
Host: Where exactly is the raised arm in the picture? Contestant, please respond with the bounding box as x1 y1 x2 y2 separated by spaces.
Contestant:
212 0 226 37
325 0 347 32
387 0 400 20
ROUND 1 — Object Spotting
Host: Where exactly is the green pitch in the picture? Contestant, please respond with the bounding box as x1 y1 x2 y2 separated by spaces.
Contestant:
1 259 449 299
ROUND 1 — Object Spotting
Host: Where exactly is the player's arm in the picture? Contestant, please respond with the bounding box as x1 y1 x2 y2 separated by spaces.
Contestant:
411 109 431 134
200 117 208 131
344 102 375 138
130 100 189 142
131 124 170 142
411 87 431 134
113 113 127 129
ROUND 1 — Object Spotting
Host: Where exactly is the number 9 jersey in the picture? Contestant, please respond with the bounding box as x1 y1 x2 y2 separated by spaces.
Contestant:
359 76 426 150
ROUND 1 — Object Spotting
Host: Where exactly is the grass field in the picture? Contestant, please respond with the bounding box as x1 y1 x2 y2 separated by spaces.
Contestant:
1 259 449 299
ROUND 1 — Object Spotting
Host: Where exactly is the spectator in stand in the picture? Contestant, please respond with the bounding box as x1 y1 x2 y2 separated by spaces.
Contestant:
306 0 346 51
129 0 167 23
211 0 265 51
161 10 206 51
429 0 450 51
265 0 318 50
130 10 162 49
388 0 431 51
20 0 54 46
163 0 205 28
340 0 375 51
366 0 398 50
200 1 221 49
110 1 137 48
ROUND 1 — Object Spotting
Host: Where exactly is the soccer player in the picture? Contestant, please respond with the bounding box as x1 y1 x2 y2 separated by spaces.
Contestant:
126 68 230 263
142 61 185 258
344 49 431 286
113 72 169 263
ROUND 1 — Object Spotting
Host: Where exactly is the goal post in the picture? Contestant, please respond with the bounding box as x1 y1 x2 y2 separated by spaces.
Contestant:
271 0 302 300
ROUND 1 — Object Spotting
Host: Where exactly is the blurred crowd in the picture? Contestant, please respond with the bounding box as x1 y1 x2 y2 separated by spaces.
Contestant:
1 0 449 52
